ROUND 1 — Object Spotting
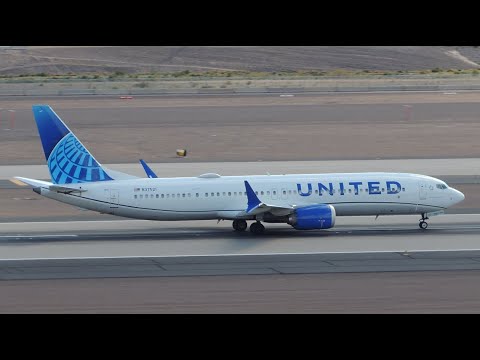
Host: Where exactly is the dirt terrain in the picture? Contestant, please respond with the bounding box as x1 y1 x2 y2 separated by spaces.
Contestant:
0 46 479 75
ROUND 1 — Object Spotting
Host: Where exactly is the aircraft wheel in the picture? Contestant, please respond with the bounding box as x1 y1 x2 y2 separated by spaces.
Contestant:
419 221 428 230
233 220 248 232
250 222 265 234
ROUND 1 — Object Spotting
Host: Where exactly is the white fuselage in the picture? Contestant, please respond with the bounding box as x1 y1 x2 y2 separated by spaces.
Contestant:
36 172 465 222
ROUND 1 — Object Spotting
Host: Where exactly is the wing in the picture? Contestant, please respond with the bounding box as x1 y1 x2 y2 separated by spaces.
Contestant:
243 180 294 216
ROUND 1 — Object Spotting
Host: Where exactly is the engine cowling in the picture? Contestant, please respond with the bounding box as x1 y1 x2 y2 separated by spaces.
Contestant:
288 204 336 230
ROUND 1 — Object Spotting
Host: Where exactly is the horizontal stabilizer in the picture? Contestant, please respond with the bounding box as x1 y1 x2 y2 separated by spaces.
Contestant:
14 176 86 194
14 176 51 188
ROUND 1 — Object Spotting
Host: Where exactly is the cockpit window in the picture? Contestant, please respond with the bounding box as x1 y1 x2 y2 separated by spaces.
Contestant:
436 184 448 190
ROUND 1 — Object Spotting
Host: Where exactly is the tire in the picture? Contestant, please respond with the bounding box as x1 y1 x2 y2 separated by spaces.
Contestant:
250 222 265 234
419 221 428 230
233 220 247 232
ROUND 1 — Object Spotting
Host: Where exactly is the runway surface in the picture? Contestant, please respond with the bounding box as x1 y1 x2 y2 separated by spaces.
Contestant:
0 215 479 276
1 215 480 313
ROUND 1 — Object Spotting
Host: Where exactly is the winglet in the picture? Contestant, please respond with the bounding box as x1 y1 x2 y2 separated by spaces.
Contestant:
244 180 262 213
139 159 158 178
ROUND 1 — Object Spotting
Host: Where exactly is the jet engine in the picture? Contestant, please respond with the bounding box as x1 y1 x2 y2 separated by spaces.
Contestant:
288 204 336 230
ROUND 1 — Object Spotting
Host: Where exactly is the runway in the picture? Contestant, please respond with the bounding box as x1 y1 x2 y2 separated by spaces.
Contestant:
0 215 479 279
2 216 480 312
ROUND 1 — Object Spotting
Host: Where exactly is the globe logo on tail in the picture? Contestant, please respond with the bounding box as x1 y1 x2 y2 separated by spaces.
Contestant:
47 133 113 184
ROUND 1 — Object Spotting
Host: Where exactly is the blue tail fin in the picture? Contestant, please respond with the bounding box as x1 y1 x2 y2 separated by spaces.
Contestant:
32 105 114 184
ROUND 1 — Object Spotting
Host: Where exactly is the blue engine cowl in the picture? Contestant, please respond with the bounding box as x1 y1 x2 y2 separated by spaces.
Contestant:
288 204 336 230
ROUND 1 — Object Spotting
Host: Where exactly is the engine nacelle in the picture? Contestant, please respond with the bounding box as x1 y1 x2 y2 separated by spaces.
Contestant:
288 204 336 230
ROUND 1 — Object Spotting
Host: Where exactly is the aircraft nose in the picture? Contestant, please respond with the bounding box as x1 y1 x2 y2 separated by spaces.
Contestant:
451 188 465 204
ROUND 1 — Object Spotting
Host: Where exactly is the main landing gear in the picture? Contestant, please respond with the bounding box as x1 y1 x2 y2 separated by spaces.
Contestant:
419 213 429 229
249 221 265 234
232 219 248 232
232 220 266 234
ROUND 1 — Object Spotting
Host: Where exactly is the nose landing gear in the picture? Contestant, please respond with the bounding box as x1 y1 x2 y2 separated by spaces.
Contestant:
419 213 429 229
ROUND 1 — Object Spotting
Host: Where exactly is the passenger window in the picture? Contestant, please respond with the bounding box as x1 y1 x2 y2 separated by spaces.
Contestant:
217 192 220 196
167 194 170 198
177 194 180 198
382 188 385 192
273 191 276 195
140 194 143 199
267 191 270 195
234 192 237 196
255 191 258 195
314 190 318 194
134 195 137 199
223 192 226 196
211 192 214 197
172 194 175 198
151 194 154 199
156 194 159 198
261 191 264 195
182 194 185 198
196 193 199 197
283 190 286 195
161 194 164 198
188 193 191 197
228 192 231 196
205 193 208 197
402 188 405 192
288 190 292 194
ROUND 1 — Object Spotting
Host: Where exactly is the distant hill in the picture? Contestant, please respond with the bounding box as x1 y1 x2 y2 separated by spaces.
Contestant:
0 46 478 75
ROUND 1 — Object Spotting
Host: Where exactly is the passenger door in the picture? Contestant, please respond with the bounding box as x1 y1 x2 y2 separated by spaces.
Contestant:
419 182 427 201
107 189 120 208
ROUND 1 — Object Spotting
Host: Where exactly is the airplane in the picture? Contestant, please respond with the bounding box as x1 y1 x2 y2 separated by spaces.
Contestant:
14 105 465 234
